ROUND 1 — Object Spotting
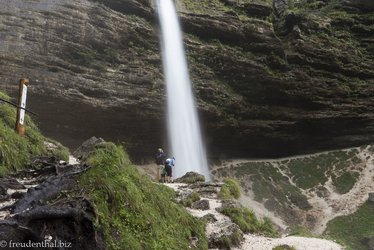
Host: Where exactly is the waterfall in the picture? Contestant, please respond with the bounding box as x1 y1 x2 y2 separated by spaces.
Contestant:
157 0 210 180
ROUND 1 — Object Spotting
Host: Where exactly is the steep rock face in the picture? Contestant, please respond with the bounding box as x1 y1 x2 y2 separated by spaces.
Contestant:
0 0 373 160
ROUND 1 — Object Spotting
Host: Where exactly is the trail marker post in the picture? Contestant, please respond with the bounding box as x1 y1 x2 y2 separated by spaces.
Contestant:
15 78 29 136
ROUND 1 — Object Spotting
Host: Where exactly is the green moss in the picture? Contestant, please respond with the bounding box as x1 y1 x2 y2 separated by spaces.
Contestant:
273 245 296 250
288 225 315 237
216 230 242 249
324 202 374 250
287 150 359 190
181 191 201 207
221 206 278 237
0 91 69 175
332 172 359 194
219 178 241 200
180 0 232 15
79 142 208 250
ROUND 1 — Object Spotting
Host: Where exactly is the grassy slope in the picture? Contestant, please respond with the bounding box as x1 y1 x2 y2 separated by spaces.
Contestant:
225 149 362 207
0 91 68 176
324 201 374 250
78 142 208 250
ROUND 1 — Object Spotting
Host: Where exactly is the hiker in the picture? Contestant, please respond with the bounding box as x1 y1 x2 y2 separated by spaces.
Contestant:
155 148 166 182
165 157 175 183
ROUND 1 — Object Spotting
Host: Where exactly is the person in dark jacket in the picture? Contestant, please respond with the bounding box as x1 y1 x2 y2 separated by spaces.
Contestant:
155 148 166 182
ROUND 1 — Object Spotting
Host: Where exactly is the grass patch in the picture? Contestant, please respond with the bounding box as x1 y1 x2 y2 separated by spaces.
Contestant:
78 142 208 249
181 0 232 15
219 178 241 200
273 245 296 250
288 225 315 237
181 191 201 207
0 91 68 176
332 172 359 194
287 150 358 189
324 201 374 250
221 206 278 237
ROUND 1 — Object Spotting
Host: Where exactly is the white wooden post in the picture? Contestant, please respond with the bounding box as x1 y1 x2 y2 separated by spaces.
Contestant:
15 78 29 136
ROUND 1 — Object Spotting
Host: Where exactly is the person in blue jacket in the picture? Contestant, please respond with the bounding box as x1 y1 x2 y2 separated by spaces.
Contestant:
165 157 175 183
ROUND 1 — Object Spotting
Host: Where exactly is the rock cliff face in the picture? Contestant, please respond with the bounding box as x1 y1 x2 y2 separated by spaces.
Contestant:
0 0 373 160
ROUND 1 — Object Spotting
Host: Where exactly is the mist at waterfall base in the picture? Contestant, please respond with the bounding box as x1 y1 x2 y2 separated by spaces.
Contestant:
157 0 210 181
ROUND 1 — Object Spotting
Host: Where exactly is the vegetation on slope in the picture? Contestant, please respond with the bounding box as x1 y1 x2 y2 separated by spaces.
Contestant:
221 206 278 237
0 91 68 176
324 201 374 250
212 148 366 227
218 178 241 200
78 142 208 250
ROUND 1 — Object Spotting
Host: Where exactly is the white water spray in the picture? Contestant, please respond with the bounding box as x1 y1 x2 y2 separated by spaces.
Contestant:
157 0 210 180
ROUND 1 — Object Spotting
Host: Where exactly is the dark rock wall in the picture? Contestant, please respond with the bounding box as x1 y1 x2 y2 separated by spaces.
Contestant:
0 0 373 161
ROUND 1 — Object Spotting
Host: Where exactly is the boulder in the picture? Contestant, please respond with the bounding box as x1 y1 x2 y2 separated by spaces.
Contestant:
73 137 105 161
202 213 217 223
221 0 237 6
216 200 243 213
368 193 374 203
361 237 374 250
341 0 374 11
273 0 288 16
174 172 205 184
208 223 243 249
243 3 272 17
191 199 210 210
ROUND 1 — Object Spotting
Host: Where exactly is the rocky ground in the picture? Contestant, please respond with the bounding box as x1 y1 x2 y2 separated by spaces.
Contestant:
166 173 343 250
0 156 104 249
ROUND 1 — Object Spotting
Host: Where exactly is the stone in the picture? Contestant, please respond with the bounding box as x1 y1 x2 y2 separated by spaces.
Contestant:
221 0 237 6
243 3 272 17
273 0 288 16
341 0 374 10
202 213 217 223
174 172 205 184
73 137 105 161
361 237 374 250
208 223 243 249
191 199 210 210
368 193 374 203
289 193 312 210
216 200 242 213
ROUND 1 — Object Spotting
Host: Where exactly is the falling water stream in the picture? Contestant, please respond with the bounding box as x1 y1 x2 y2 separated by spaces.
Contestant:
157 0 210 180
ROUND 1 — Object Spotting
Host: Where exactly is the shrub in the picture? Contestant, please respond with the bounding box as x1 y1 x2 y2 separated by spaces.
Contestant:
221 206 278 237
181 192 201 207
219 178 241 200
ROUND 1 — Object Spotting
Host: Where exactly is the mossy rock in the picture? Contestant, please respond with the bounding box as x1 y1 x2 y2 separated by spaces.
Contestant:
174 171 205 184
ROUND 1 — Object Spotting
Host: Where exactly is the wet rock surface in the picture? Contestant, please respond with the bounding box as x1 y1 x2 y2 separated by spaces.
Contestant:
0 157 103 249
0 0 373 161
